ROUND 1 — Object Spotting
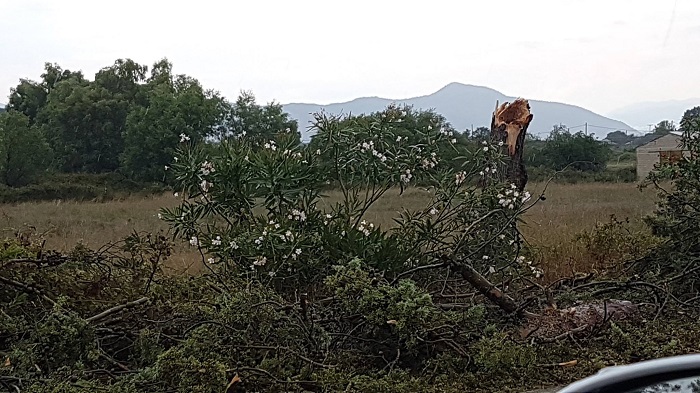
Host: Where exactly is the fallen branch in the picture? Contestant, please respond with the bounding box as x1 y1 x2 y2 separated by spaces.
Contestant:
0 276 57 307
441 255 521 315
86 297 149 324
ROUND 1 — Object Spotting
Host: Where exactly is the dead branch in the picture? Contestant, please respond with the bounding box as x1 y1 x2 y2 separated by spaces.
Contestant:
0 276 57 307
441 254 520 315
86 297 149 324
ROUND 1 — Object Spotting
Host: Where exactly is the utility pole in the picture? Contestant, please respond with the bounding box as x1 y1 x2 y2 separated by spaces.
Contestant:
585 122 588 136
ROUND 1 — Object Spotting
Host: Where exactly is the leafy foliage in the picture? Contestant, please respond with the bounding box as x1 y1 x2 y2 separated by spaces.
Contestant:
532 127 612 172
0 110 52 186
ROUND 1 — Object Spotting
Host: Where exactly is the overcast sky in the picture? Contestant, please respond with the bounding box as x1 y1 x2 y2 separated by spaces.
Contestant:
1 0 698 116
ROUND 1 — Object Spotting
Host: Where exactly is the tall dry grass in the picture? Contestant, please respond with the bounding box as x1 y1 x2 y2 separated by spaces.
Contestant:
0 182 660 278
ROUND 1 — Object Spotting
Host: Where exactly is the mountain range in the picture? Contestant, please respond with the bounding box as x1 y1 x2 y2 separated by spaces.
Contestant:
283 83 636 142
608 98 700 131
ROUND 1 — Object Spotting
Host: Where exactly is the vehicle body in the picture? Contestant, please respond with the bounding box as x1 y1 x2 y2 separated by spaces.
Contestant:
558 354 700 393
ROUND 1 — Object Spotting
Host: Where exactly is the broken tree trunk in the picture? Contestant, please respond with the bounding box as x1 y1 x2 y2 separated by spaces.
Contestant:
490 99 533 191
450 99 534 316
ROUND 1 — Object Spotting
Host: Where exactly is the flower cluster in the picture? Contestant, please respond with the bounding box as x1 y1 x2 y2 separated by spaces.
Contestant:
517 256 543 278
179 133 190 143
455 171 467 186
323 213 333 225
496 184 531 209
439 128 454 137
200 161 215 176
358 140 388 163
400 169 413 184
479 166 498 176
421 152 438 169
282 149 303 159
357 220 374 236
280 229 295 242
253 256 267 266
290 248 302 260
264 140 277 151
287 209 307 222
200 179 212 193
211 235 222 246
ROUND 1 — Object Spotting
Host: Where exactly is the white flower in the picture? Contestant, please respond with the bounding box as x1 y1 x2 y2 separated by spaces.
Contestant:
429 207 438 215
508 204 514 210
200 180 212 192
174 156 179 162
516 256 526 263
207 257 215 264
200 161 215 176
488 266 496 274
316 149 321 155
174 192 179 197
455 171 467 186
295 248 302 255
253 256 267 266
189 236 199 247
451 138 457 144
268 271 276 277
325 213 333 219
427 125 433 130
482 255 489 260
264 142 271 149
230 241 239 250
157 213 162 220
521 192 532 203
483 146 489 152
396 136 403 142
164 165 169 170
274 223 281 229
212 236 222 246
179 133 190 142
400 169 413 184
498 234 506 240
482 140 488 145
498 141 504 146
479 171 485 176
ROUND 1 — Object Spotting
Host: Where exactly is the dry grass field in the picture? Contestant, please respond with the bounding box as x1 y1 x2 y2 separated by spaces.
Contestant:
0 182 659 278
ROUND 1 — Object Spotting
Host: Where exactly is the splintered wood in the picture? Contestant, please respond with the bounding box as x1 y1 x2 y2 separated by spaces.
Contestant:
490 98 533 191
494 99 533 156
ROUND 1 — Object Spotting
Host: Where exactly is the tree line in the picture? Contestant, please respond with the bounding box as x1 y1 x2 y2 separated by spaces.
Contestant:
0 59 296 186
4 57 696 189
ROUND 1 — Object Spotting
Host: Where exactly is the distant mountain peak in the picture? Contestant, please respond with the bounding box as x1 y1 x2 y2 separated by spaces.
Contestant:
283 83 633 142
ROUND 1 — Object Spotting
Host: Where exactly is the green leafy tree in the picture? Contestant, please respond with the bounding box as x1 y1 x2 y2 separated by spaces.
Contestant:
7 63 84 123
120 59 227 181
38 78 127 172
0 111 52 186
642 106 700 297
653 120 676 135
539 127 612 172
220 91 299 143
